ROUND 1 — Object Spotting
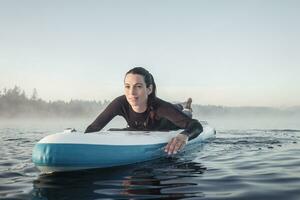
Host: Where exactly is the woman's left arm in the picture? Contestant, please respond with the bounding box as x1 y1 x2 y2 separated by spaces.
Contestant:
158 101 203 155
164 120 203 155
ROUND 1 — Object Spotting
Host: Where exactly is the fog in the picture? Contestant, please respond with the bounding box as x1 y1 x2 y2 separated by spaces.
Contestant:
1 115 299 132
1 86 299 131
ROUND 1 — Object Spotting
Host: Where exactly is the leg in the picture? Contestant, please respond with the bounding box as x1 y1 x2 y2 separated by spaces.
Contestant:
182 97 193 118
182 108 192 118
173 97 193 118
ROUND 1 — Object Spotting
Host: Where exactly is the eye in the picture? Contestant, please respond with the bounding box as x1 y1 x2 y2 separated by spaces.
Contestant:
124 85 130 89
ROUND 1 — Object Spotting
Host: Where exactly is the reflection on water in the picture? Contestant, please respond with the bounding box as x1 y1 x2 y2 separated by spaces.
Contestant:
32 157 207 200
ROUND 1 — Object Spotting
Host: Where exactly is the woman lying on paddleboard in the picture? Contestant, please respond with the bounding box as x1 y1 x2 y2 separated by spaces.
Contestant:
85 67 203 155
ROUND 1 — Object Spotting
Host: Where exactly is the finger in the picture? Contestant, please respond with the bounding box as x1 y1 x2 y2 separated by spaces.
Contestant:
171 139 185 155
167 138 177 155
173 141 183 154
172 139 186 154
168 139 177 154
176 140 186 152
164 138 175 153
165 138 175 152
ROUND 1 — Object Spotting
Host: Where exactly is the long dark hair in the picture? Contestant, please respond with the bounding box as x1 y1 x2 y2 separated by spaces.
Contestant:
125 67 157 104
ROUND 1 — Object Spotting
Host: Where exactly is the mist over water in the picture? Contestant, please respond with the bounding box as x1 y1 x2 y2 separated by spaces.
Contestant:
204 116 300 130
1 115 299 132
1 113 299 136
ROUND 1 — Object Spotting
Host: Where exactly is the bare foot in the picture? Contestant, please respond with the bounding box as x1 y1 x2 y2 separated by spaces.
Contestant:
185 97 192 110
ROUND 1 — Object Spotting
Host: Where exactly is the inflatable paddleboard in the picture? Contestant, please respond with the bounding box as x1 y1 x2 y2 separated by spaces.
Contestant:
32 124 216 173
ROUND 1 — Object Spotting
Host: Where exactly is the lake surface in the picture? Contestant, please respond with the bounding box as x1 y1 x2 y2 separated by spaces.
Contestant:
0 118 300 200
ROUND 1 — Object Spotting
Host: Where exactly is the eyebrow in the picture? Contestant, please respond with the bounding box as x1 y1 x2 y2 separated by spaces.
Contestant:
124 82 144 86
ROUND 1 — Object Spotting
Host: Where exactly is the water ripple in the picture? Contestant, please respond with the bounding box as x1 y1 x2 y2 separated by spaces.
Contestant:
1 127 300 199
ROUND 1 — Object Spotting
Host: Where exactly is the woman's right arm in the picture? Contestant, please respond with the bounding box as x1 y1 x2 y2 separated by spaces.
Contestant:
84 96 123 133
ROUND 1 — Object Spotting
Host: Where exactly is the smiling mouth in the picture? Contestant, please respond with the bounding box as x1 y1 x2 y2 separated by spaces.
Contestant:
129 97 138 102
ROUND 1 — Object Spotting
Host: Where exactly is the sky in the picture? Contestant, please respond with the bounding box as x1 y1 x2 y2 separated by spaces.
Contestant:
0 0 299 107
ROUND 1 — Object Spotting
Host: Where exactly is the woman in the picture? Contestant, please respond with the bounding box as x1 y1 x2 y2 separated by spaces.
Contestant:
85 67 203 155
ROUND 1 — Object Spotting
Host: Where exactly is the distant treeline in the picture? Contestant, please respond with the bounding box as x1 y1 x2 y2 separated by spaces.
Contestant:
1 86 299 118
0 86 108 118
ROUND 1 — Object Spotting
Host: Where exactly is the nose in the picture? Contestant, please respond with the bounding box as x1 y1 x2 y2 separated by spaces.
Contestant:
128 87 136 95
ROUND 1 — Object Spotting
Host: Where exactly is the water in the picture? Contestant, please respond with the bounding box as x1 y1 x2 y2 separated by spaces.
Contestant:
0 119 300 200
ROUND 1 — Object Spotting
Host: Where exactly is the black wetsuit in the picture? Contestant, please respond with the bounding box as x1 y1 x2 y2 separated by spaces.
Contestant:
85 95 203 140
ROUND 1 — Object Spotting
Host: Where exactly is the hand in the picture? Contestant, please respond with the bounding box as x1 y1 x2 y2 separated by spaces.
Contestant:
164 134 188 155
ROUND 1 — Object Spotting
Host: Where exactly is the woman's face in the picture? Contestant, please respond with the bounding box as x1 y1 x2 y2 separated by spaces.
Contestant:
124 73 152 110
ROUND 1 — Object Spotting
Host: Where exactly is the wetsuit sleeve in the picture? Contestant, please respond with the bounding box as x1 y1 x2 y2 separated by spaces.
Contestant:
84 96 123 133
157 102 203 140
